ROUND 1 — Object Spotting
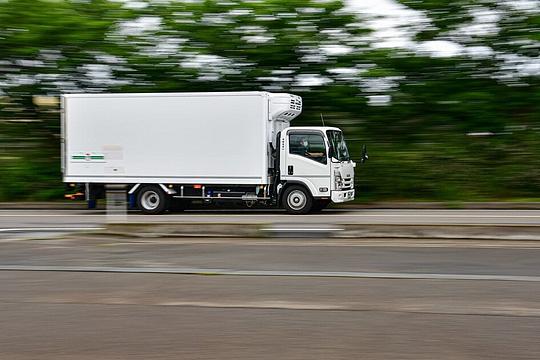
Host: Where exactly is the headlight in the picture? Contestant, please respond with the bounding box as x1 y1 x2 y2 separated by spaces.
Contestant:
334 171 343 190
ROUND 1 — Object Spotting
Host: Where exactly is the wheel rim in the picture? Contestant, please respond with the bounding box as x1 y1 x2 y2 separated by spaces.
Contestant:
141 190 160 210
287 190 307 211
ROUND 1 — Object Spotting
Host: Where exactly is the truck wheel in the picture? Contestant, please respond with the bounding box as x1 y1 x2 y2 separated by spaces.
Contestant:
137 185 168 214
283 186 313 214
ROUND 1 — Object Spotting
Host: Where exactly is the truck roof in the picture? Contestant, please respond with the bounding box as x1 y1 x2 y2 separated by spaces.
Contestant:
287 126 343 132
62 91 273 98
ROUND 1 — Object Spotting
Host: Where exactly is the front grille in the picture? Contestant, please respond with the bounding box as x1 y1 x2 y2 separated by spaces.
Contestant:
342 178 353 190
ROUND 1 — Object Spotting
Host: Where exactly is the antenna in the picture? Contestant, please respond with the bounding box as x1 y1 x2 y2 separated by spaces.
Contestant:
320 113 325 127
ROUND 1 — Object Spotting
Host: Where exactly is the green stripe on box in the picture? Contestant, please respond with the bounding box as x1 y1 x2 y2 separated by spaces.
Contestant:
71 155 104 160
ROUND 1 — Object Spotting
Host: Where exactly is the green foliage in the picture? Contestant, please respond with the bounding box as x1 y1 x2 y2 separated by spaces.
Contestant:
0 0 539 201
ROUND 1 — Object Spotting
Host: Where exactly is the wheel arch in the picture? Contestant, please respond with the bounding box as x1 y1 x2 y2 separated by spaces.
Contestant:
128 183 176 195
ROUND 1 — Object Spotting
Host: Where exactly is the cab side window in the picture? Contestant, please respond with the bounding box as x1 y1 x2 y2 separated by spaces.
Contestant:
289 133 327 164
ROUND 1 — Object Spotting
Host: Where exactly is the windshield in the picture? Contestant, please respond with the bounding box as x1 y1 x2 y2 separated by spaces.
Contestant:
327 130 350 162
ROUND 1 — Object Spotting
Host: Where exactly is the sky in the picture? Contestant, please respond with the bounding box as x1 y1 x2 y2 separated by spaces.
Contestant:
345 0 465 57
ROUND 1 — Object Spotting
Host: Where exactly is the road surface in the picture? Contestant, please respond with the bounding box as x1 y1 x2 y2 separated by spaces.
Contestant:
2 209 540 236
1 233 540 359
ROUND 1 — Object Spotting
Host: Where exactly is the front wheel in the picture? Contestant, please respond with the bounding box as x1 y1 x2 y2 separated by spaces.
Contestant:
283 186 313 214
137 185 168 214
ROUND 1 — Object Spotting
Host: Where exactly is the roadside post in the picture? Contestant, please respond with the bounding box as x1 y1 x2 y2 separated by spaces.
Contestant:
106 184 128 223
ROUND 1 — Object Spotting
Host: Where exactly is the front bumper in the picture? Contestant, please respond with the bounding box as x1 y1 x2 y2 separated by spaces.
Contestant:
331 189 355 203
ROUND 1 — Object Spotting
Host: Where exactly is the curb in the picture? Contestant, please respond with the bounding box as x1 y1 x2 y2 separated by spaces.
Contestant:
102 222 540 241
105 222 263 238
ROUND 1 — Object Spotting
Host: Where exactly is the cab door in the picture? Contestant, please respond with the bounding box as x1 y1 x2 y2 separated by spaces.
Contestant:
280 130 331 197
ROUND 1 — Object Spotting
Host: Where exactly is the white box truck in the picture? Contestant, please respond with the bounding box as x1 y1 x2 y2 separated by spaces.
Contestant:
62 91 365 214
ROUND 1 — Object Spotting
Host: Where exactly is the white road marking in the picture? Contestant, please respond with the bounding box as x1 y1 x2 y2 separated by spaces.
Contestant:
261 228 345 231
0 227 105 233
157 301 343 310
1 265 539 282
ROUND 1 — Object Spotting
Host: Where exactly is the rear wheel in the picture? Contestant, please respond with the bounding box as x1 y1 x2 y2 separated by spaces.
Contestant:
137 185 168 214
283 186 313 214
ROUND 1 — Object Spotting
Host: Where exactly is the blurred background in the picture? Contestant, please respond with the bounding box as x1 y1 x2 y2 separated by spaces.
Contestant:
1 0 539 202
2 3 540 358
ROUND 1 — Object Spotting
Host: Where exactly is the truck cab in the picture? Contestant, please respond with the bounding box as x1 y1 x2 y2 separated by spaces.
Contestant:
277 126 356 214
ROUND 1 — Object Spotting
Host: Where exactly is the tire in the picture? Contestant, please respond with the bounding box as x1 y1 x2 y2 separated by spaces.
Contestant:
137 185 169 214
311 199 331 213
283 185 313 214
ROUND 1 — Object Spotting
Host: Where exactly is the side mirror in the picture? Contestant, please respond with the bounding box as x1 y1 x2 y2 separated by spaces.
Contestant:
361 145 368 164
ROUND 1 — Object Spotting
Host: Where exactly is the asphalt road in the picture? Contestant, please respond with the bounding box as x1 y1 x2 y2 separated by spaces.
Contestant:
1 236 540 277
1 235 540 359
2 209 540 234
2 271 540 360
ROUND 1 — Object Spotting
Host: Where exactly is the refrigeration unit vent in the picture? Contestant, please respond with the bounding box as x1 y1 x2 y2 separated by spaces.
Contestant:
269 93 303 122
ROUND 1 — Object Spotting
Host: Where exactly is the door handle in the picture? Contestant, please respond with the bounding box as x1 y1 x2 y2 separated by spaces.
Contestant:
288 165 294 175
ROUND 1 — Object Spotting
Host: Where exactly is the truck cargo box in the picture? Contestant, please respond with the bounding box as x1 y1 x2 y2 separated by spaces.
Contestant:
62 92 300 185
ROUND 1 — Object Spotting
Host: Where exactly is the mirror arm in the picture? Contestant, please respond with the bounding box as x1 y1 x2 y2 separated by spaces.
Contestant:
360 144 369 164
